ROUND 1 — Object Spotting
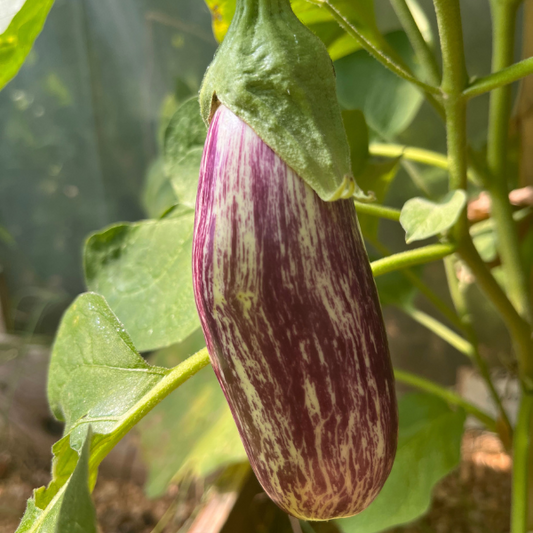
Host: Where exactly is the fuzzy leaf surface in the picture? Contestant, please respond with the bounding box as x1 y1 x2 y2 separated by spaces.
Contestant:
337 393 465 533
84 210 199 352
16 293 208 532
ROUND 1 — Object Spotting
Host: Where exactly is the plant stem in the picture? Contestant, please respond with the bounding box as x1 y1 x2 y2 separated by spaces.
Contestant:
444 256 513 443
369 238 465 331
353 201 401 221
401 306 473 358
432 0 469 244
370 243 457 278
511 392 533 533
459 238 533 390
90 348 210 471
370 143 479 186
486 0 531 321
464 56 533 99
390 0 441 86
433 0 468 95
394 368 497 430
370 143 449 171
318 0 440 96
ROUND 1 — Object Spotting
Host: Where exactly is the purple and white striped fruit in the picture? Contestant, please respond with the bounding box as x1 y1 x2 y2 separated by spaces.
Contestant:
192 105 398 521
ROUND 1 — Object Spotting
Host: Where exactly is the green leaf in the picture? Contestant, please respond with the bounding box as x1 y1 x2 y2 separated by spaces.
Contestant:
16 429 97 533
139 330 247 497
471 220 498 263
0 0 55 91
343 109 369 177
164 97 206 210
54 427 97 533
400 190 467 244
141 156 179 219
15 293 209 532
47 293 168 444
355 158 400 240
375 268 420 309
337 393 465 533
335 31 424 139
84 211 199 352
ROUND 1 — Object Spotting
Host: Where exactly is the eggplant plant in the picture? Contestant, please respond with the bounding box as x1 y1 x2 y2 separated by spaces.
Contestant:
4 0 533 531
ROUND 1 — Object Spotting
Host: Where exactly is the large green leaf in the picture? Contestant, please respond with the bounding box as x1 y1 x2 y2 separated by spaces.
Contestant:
16 293 209 532
164 97 206 210
139 330 247 497
400 190 467 244
335 31 424 139
84 208 199 352
337 393 465 533
16 429 97 533
203 0 391 62
47 293 168 440
0 0 55 91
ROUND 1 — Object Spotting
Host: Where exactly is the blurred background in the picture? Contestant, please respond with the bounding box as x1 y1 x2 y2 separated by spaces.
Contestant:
0 0 527 532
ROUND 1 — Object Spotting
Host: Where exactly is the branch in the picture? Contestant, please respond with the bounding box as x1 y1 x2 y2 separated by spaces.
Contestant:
402 306 473 358
317 0 440 96
394 368 497 431
370 243 457 278
511 393 533 533
90 348 210 470
464 56 533 99
368 238 465 332
353 201 400 221
390 0 441 86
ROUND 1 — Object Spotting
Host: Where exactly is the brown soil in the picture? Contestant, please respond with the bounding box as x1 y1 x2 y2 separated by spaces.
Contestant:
0 430 512 533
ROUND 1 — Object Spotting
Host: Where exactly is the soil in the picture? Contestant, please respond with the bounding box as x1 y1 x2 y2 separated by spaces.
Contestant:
0 430 512 533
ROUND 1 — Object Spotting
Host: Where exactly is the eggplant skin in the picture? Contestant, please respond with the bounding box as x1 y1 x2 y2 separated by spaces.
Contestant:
193 105 398 521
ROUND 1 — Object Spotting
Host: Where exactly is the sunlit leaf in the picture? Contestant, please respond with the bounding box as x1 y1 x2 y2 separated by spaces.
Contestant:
54 427 97 533
15 293 209 532
16 429 97 533
84 209 199 352
400 190 467 244
0 0 55 91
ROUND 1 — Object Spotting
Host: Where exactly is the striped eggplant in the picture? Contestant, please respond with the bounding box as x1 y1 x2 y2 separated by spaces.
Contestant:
192 105 398 520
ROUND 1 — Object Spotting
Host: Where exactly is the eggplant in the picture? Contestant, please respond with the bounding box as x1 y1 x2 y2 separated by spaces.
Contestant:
192 105 398 520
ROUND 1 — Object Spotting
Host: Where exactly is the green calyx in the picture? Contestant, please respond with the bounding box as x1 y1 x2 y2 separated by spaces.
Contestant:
199 0 370 202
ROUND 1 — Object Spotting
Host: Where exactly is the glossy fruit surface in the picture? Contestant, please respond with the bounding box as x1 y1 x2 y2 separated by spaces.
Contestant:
193 105 398 520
